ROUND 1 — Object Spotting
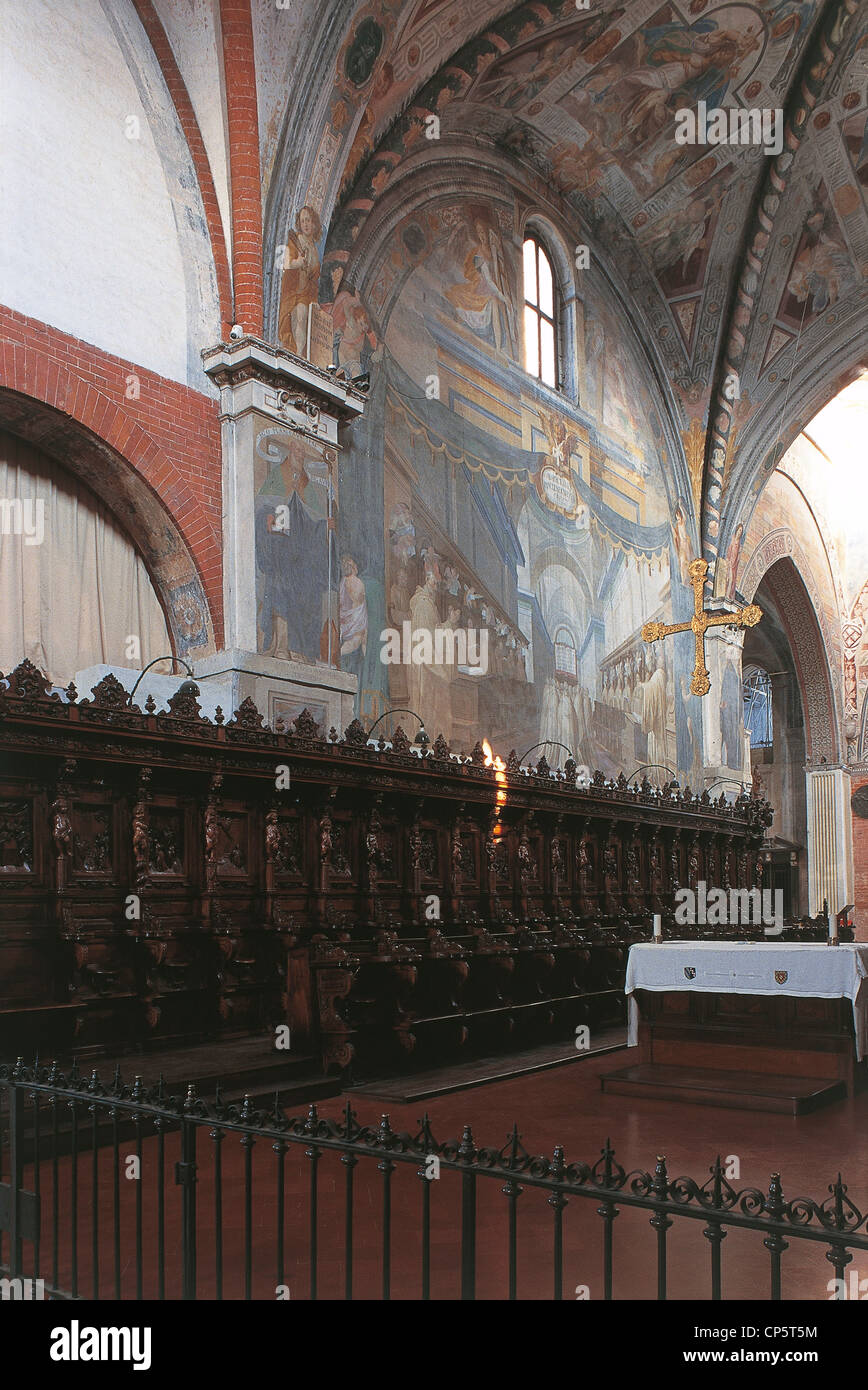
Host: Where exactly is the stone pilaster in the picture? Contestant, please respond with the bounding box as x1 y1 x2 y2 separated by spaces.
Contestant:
198 336 368 730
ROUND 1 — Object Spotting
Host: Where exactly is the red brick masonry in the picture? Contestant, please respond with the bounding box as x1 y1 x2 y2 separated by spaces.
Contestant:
0 305 224 646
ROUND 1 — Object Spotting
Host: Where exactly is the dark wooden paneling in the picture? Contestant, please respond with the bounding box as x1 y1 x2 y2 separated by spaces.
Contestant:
0 658 786 1076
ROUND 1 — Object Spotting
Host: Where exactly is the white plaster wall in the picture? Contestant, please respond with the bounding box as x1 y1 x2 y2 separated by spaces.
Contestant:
152 0 232 262
0 0 220 387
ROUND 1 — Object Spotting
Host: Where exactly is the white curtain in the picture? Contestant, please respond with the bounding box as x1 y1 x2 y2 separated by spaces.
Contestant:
0 431 171 686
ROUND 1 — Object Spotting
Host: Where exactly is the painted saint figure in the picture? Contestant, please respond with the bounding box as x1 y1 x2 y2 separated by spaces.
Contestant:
720 652 744 769
332 283 378 378
721 522 744 601
255 438 331 662
278 205 322 357
406 567 453 742
672 501 693 587
339 554 368 678
445 216 517 354
639 647 668 769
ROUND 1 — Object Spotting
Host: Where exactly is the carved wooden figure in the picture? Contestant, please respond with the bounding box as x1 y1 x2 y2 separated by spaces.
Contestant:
688 838 700 890
264 807 281 905
409 808 425 922
51 792 72 891
670 831 681 894
131 767 152 891
450 815 463 915
203 773 224 903
366 800 384 921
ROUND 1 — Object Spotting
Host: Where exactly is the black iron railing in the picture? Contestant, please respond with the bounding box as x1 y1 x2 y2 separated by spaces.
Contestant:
1 1057 866 1301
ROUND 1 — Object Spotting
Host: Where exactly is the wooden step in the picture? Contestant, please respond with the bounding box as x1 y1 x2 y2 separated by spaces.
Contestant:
600 1062 847 1115
5 1039 342 1161
56 1034 312 1097
347 1028 628 1103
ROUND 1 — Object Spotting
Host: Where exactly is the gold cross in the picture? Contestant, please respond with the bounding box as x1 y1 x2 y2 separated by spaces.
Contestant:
642 558 762 697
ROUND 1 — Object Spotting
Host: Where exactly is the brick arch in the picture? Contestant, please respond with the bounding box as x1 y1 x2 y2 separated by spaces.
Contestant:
0 329 222 659
758 557 840 765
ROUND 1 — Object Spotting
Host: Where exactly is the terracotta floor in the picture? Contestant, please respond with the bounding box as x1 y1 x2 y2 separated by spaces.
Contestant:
10 1050 868 1301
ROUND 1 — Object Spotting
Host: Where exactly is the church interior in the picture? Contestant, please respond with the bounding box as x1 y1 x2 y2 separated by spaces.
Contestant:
1 0 867 1313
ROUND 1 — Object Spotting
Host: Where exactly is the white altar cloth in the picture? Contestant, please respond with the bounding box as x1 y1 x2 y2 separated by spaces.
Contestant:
625 941 868 1060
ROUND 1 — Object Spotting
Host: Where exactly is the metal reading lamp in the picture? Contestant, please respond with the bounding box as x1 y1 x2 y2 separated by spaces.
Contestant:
519 741 574 770
628 763 679 788
366 707 430 754
127 656 199 708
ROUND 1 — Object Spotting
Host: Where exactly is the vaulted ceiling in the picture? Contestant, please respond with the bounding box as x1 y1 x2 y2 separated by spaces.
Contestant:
256 0 866 577
141 1 867 575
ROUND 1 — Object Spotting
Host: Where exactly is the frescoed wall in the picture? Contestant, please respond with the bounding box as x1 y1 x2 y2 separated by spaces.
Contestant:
310 186 716 779
253 419 338 666
259 0 864 781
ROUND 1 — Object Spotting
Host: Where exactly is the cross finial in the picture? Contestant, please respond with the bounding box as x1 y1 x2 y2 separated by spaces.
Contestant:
642 556 762 697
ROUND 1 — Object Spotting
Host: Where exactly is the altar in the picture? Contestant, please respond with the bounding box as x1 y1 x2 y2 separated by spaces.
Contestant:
602 941 868 1114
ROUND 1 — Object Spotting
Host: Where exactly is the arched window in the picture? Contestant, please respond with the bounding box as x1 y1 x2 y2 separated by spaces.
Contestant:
554 626 577 680
743 666 773 748
523 235 558 389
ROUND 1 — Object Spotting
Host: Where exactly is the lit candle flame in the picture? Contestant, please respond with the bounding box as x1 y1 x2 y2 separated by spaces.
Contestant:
482 739 507 822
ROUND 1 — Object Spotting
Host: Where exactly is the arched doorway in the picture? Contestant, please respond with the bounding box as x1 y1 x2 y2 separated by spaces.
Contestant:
744 556 847 917
743 573 807 914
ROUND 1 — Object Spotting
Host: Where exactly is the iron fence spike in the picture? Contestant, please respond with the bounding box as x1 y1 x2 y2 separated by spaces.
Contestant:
6 1062 867 1299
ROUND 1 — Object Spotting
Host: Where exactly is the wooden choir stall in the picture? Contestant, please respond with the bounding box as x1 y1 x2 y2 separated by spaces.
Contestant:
0 657 803 1093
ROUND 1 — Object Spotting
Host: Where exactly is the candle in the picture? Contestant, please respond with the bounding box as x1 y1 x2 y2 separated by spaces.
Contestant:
829 916 839 946
653 913 662 942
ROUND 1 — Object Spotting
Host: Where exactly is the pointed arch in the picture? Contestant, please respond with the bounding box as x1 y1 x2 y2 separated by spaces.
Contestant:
755 557 841 764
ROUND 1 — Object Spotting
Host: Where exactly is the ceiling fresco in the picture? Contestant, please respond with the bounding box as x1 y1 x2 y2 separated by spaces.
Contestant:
260 0 865 560
319 3 819 341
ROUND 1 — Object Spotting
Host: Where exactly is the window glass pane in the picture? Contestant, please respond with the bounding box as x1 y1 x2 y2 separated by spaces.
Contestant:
555 643 576 677
554 629 576 677
523 239 537 307
743 668 772 748
540 317 556 387
537 248 554 318
524 305 539 378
